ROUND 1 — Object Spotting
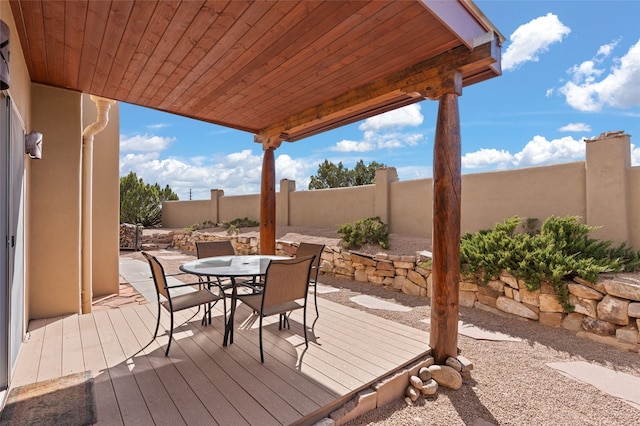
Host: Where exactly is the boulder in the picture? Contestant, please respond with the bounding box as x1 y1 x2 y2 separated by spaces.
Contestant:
428 365 462 390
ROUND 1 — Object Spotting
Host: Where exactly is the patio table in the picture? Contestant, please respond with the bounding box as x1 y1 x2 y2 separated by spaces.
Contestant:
180 255 289 346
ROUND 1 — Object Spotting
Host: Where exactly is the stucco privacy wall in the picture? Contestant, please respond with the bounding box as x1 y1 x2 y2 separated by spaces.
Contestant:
163 132 639 249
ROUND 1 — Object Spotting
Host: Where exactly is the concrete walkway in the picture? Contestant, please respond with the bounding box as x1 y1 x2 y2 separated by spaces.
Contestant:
119 257 193 302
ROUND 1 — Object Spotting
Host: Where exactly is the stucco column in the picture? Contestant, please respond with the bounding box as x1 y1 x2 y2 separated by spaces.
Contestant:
429 73 462 364
277 179 296 226
585 131 631 245
210 189 224 224
374 167 398 226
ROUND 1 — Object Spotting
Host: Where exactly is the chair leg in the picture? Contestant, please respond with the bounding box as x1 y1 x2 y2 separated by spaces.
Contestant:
259 315 265 363
165 311 175 357
313 282 319 317
303 306 308 348
153 303 161 340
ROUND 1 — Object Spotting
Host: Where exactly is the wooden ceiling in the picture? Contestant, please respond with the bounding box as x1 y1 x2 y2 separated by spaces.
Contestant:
9 0 503 143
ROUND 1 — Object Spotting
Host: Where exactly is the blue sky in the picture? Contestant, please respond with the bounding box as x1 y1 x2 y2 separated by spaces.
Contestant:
119 1 640 200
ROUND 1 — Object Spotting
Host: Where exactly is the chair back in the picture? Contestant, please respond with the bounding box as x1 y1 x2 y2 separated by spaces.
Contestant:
262 256 314 308
296 242 324 279
142 252 170 301
196 240 235 258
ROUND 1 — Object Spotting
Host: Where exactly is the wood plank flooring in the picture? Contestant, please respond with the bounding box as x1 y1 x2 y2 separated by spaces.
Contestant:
11 297 430 425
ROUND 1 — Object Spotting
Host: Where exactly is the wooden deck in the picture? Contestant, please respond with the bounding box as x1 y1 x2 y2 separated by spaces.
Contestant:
11 296 430 425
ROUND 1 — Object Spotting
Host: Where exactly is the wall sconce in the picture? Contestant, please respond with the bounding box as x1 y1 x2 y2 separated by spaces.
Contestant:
25 131 43 159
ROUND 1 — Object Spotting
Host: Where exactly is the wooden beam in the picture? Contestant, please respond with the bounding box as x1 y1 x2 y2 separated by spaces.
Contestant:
259 37 499 142
430 74 462 364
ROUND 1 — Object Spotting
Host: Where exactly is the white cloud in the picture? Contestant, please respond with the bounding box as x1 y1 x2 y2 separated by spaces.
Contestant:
597 39 620 57
502 13 571 71
559 39 640 111
330 104 425 153
631 144 640 167
331 140 376 152
558 123 591 132
462 148 513 170
513 135 585 167
120 133 175 152
119 149 317 199
146 123 170 130
462 135 586 171
359 104 424 131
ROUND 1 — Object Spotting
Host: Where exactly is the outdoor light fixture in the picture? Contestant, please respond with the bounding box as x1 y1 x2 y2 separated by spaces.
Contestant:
25 131 43 159
0 19 9 90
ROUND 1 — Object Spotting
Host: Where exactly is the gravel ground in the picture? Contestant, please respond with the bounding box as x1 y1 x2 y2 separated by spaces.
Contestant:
126 227 640 426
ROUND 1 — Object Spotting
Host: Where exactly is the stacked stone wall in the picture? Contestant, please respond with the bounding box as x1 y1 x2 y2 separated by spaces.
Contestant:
149 230 640 351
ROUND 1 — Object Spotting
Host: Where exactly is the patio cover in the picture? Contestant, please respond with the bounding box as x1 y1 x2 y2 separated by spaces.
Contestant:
9 0 504 363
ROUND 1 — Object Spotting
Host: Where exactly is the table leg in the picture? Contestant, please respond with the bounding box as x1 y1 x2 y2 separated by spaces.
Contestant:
223 277 237 346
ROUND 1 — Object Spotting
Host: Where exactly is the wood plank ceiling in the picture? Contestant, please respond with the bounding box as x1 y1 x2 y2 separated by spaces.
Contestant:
9 0 503 142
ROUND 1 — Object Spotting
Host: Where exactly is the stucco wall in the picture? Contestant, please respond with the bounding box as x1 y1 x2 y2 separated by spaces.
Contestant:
461 162 586 235
163 199 217 228
289 185 376 228
29 84 83 317
160 137 637 250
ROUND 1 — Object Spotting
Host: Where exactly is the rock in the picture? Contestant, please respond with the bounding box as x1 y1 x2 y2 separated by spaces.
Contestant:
562 312 585 331
539 312 563 327
567 283 604 300
404 397 413 406
418 367 431 381
582 316 617 336
487 280 505 293
405 385 420 401
615 324 639 343
573 276 606 293
409 375 422 389
459 291 477 308
445 357 462 372
428 365 463 390
603 278 640 301
519 288 540 307
540 294 564 313
456 355 474 372
421 379 438 395
499 271 519 288
597 295 630 325
569 295 598 317
630 303 640 318
460 281 478 292
496 296 539 320
407 270 426 287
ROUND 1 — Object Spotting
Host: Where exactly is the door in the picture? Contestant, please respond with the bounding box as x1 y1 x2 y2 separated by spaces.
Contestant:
0 94 25 393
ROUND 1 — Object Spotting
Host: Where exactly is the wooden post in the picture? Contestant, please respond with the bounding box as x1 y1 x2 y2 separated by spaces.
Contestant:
258 136 282 254
429 73 462 364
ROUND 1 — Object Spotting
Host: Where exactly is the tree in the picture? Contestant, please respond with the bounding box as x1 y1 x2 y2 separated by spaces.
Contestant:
120 172 178 227
308 159 387 189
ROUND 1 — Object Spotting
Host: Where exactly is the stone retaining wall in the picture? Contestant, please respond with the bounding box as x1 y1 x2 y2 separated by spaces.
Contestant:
146 230 640 351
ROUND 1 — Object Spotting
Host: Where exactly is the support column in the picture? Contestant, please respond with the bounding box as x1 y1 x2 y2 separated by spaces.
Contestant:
257 135 282 254
428 73 462 364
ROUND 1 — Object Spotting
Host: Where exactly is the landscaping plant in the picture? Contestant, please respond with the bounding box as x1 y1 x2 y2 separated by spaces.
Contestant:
337 216 389 249
460 215 640 311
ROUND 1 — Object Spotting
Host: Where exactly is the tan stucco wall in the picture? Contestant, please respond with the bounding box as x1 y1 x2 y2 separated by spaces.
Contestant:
389 179 432 237
163 199 218 228
628 166 640 249
29 84 82 318
219 194 260 223
288 185 376 228
461 161 586 235
87 95 120 297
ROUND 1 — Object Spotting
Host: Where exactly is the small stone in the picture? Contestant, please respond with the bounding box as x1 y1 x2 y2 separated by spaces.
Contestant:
582 316 617 336
404 397 413 406
409 375 422 389
445 357 462 372
418 367 431 381
428 365 463 390
457 355 474 372
421 379 438 395
405 385 420 401
597 295 630 325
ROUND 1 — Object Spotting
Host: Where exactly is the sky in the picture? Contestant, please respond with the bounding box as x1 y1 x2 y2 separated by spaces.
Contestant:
119 1 640 200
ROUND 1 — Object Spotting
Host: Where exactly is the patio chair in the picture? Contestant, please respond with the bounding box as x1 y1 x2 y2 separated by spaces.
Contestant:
238 255 315 363
295 242 325 317
142 252 226 356
196 240 259 294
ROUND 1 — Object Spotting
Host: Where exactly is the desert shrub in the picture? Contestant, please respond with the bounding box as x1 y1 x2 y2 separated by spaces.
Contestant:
460 215 640 311
222 217 259 235
185 220 216 231
337 217 389 249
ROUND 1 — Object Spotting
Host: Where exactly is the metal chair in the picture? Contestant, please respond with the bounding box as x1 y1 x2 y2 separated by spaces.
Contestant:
295 242 325 317
238 256 315 363
142 252 226 356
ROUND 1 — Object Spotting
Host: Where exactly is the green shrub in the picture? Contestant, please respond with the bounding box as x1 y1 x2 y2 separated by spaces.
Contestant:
337 217 389 249
185 220 216 231
460 215 640 311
